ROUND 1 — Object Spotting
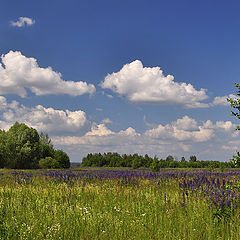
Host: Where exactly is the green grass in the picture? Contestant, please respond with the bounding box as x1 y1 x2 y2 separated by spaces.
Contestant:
0 169 239 239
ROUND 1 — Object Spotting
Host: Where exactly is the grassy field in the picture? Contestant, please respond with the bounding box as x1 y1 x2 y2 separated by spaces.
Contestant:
0 168 240 239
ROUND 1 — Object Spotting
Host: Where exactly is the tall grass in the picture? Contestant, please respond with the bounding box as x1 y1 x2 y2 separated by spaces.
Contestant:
0 168 240 239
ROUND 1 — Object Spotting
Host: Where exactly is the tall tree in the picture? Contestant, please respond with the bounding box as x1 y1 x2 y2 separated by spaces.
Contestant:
0 130 6 168
189 155 197 162
166 155 174 162
228 84 240 167
228 83 240 130
39 132 55 159
5 122 40 169
54 150 70 168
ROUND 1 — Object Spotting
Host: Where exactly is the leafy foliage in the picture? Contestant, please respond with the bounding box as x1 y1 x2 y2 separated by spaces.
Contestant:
0 122 70 169
230 151 240 168
228 83 240 130
189 155 197 162
54 150 70 168
39 157 60 169
81 152 233 169
228 83 240 166
150 157 160 172
39 132 55 159
4 122 40 169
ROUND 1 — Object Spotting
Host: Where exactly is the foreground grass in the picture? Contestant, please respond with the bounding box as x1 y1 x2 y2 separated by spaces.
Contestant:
0 169 240 239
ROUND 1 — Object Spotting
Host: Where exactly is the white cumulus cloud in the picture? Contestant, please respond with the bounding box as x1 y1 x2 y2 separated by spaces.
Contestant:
172 116 199 131
0 51 96 97
145 116 215 142
86 123 114 136
203 120 236 132
51 116 240 162
10 17 35 27
101 60 208 107
58 124 141 151
0 96 88 134
0 96 7 110
212 94 237 106
119 127 140 136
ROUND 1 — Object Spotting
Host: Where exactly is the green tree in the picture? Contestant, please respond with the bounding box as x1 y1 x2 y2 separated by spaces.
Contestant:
54 150 70 168
159 159 167 168
150 156 160 172
169 161 179 168
0 130 6 168
228 83 240 130
189 155 197 162
39 157 60 169
5 122 40 169
144 154 152 168
228 84 240 167
166 155 174 162
230 152 240 168
0 122 70 169
39 132 55 159
181 157 186 162
131 153 141 169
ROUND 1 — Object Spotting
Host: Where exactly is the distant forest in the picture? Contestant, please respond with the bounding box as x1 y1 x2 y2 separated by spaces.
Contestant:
0 122 235 170
81 152 234 171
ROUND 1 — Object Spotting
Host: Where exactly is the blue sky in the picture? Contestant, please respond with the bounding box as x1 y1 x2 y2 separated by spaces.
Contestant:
0 0 240 162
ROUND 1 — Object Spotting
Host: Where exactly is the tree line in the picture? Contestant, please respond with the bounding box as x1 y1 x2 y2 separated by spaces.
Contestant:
0 122 70 169
81 152 234 170
81 83 240 171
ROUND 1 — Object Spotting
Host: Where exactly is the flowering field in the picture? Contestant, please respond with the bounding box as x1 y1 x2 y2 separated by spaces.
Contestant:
1 168 240 239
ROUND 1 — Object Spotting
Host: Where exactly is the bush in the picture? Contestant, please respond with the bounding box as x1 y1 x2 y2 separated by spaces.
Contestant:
54 150 70 168
150 158 160 172
39 157 60 169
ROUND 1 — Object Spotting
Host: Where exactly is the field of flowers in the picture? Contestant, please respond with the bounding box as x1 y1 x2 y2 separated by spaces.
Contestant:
1 168 240 239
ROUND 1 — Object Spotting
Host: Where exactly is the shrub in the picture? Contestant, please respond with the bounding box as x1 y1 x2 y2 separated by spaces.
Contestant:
54 150 70 168
39 157 60 169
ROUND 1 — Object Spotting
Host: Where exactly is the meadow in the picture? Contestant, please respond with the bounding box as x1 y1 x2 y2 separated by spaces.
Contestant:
0 168 240 240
